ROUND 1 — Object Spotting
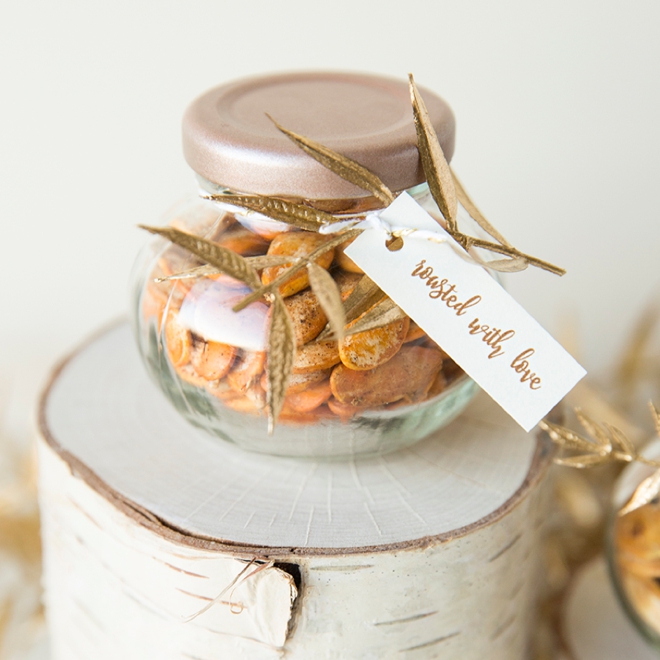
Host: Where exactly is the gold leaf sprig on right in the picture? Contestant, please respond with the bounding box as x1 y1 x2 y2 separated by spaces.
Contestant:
541 404 660 516
540 407 657 469
409 74 565 277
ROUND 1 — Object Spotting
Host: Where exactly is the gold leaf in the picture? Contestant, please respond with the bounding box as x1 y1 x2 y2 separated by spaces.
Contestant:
218 194 339 231
610 452 636 464
576 409 612 450
307 262 347 343
619 468 660 516
451 168 512 247
467 238 566 276
343 298 407 337
343 274 387 325
470 253 529 273
409 74 566 275
155 258 294 283
554 454 610 468
266 293 296 433
140 225 260 289
247 255 297 270
408 76 563 277
409 74 458 232
233 229 362 312
539 420 602 454
605 423 637 458
268 116 395 207
483 258 529 273
317 274 387 341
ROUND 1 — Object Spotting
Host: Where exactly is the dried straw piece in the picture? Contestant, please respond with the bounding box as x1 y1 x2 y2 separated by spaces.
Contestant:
181 559 273 622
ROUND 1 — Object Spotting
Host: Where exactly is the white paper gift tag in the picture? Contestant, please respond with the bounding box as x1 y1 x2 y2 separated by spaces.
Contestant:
345 192 586 431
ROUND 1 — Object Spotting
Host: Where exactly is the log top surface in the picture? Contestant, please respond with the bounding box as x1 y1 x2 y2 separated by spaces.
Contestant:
40 323 545 552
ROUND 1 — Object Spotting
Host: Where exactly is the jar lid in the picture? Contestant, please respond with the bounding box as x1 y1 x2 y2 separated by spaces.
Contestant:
182 71 455 201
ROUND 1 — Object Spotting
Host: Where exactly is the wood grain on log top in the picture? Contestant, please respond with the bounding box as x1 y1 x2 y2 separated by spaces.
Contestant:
38 322 552 556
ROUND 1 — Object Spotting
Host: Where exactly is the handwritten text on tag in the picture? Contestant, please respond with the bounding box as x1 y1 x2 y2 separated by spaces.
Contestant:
345 193 586 431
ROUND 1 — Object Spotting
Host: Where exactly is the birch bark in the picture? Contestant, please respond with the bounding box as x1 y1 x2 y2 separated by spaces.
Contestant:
38 323 552 659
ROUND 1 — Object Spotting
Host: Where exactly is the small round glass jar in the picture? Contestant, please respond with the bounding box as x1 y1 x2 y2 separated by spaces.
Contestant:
607 439 660 650
131 72 478 458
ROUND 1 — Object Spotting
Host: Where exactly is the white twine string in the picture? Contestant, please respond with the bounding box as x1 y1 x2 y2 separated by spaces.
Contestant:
204 195 453 247
318 212 450 245
203 193 515 271
320 212 499 269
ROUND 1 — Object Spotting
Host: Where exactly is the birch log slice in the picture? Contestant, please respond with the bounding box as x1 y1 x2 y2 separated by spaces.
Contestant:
38 322 552 660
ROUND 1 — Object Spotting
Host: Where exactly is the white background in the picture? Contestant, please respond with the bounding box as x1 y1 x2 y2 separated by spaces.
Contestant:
1 0 659 434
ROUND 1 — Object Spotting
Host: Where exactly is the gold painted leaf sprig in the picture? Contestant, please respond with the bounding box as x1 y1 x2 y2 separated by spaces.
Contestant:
541 403 660 516
142 75 565 430
407 74 564 276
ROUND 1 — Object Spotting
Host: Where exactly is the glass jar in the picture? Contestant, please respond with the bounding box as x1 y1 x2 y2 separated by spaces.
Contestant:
607 439 660 649
131 72 478 458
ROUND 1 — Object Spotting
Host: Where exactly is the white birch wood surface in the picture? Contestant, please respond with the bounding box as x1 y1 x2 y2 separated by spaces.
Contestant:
38 322 553 658
40 322 544 551
39 445 298 659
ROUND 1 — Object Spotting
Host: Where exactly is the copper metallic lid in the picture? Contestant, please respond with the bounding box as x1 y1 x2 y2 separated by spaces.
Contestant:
182 71 455 201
